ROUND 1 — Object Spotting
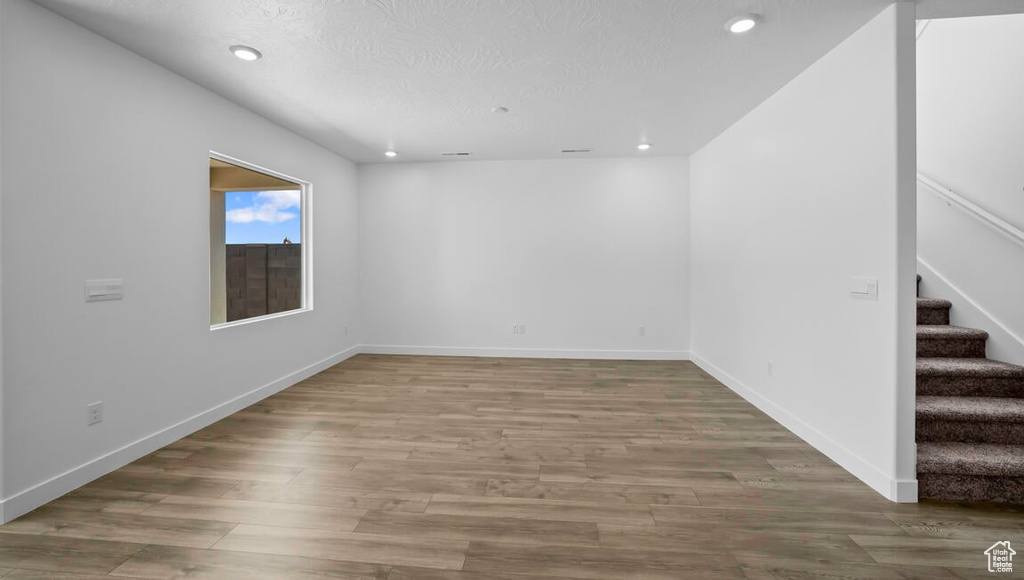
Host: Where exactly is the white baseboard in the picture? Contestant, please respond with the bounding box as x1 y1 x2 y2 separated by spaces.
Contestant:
690 352 914 503
361 344 690 361
0 345 361 524
892 478 919 503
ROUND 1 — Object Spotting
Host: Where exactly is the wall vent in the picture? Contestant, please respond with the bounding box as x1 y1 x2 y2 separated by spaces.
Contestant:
561 148 592 153
441 152 472 156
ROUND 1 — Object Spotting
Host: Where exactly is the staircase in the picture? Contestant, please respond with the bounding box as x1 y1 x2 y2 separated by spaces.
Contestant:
916 275 1024 503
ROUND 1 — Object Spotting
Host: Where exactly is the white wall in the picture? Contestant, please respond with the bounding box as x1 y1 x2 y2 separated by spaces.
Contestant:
918 14 1024 230
359 157 689 359
0 0 7 517
917 14 1024 365
0 0 360 521
917 189 1024 366
689 4 917 500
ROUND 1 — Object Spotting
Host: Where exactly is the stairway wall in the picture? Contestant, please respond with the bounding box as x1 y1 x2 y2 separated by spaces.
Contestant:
917 181 1024 367
917 13 1024 367
918 14 1024 231
690 4 917 501
917 252 1024 367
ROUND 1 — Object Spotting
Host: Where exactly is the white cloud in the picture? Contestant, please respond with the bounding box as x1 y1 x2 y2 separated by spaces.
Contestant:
226 190 300 224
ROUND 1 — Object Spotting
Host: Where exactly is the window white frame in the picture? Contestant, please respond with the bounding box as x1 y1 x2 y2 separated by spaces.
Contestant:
209 151 313 330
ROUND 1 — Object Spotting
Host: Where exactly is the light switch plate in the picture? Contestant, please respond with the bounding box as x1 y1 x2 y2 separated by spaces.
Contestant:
85 279 124 302
849 276 879 300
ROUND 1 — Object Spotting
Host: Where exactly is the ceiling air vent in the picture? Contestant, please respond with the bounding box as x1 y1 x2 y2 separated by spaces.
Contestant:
561 148 592 154
442 152 472 156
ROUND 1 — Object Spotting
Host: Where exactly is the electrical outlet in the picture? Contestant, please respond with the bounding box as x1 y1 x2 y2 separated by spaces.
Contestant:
87 401 103 426
519 324 526 335
766 361 774 377
512 324 519 335
638 325 646 337
344 326 349 336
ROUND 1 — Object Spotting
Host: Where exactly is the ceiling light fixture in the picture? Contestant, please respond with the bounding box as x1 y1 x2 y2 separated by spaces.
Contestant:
491 106 509 114
229 45 262 61
385 150 398 158
726 14 761 34
637 143 652 151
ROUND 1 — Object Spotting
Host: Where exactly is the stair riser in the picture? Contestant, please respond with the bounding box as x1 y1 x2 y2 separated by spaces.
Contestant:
917 338 987 358
917 376 1024 398
917 420 1024 444
918 473 1024 503
917 308 950 325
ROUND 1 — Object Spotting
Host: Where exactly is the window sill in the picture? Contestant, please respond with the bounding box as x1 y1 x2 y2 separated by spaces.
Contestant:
210 307 311 331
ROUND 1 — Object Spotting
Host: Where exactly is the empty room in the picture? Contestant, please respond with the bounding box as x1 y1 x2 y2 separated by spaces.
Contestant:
0 0 1022 578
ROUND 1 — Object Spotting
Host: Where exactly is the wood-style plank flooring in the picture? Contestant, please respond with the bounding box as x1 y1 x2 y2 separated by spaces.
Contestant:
1 354 1022 578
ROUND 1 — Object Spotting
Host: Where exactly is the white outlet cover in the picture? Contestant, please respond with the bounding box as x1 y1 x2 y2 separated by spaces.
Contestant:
87 401 104 426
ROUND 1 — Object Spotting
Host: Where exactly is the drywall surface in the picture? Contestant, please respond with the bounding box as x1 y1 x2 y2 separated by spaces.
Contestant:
918 14 1024 230
918 188 1024 366
917 14 1024 364
358 157 689 359
689 4 915 500
0 0 6 514
0 0 359 520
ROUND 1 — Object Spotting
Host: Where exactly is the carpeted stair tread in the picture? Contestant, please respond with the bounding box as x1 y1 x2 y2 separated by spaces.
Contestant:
917 325 989 340
917 442 1024 477
915 277 1024 502
917 297 952 309
917 396 1024 423
917 325 989 358
918 357 1024 378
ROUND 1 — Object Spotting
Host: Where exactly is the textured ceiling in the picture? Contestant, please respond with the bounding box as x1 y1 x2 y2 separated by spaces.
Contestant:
31 0 893 163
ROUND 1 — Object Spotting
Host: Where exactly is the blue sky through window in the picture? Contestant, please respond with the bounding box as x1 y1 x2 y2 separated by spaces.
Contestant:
225 190 301 244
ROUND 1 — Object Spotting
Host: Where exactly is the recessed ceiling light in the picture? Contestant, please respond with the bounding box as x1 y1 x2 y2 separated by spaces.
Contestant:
230 45 262 61
491 106 509 114
726 14 761 34
385 150 398 158
637 143 652 151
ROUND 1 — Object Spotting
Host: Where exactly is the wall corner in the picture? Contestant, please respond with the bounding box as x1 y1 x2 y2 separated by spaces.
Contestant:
893 0 919 496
